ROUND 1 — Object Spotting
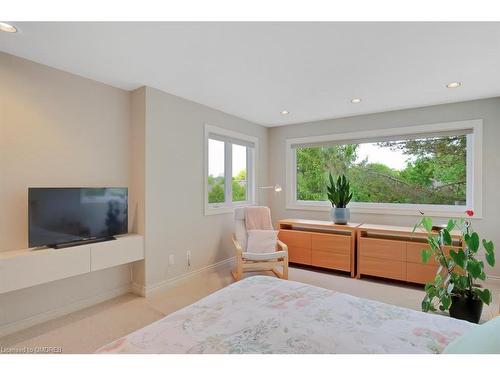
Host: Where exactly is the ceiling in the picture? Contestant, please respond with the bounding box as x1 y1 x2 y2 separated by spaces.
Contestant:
1 22 500 126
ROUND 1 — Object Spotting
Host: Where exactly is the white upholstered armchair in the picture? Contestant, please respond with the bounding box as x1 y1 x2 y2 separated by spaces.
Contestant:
232 206 288 281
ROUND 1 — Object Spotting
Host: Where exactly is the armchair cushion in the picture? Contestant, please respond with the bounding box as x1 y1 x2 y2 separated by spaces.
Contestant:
246 230 278 254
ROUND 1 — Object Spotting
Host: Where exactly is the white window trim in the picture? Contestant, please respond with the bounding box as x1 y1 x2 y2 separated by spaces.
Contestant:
204 124 258 216
285 119 483 218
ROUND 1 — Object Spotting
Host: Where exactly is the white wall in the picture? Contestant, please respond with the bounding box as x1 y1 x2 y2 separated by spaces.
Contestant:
143 87 268 289
268 97 500 277
0 53 268 331
0 53 132 329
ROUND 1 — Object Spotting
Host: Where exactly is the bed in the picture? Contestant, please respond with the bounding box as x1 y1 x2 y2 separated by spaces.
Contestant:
96 276 474 354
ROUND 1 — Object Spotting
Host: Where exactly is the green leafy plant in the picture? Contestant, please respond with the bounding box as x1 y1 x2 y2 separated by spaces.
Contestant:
326 173 353 208
414 211 495 313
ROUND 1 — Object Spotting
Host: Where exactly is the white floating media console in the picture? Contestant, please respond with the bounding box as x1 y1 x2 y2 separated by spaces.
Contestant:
0 234 144 294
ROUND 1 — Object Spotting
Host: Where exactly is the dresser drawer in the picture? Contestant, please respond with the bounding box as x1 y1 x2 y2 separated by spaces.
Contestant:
406 242 435 265
311 233 350 254
406 263 440 284
406 242 459 266
287 245 311 265
312 250 350 271
359 257 406 281
278 230 311 249
358 237 406 261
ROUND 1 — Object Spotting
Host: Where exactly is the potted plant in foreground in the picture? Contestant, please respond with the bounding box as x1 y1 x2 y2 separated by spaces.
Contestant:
414 210 495 323
326 173 353 225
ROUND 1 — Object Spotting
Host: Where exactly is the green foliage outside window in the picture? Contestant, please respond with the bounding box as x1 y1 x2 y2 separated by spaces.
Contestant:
296 135 466 205
208 170 247 204
208 175 225 204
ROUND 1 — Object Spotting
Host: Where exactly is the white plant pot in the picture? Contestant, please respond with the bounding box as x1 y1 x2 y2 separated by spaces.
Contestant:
330 207 350 225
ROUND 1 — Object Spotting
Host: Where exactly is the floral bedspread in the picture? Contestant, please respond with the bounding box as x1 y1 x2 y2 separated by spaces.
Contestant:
96 276 473 354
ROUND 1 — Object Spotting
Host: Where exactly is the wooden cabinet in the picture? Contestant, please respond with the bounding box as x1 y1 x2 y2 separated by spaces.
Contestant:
406 263 438 284
278 220 463 285
357 224 463 284
311 233 351 271
358 237 406 261
406 242 435 264
359 257 406 280
358 237 406 280
278 229 311 248
278 229 312 265
278 219 359 277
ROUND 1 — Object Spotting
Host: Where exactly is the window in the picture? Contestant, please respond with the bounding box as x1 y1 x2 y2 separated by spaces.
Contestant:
208 139 226 204
232 144 248 202
286 120 483 217
205 125 258 215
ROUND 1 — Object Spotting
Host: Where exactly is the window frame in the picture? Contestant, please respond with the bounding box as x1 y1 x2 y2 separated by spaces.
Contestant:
204 124 258 215
285 119 483 218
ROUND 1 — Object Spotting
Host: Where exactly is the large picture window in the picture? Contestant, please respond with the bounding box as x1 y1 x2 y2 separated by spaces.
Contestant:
205 125 257 215
286 120 482 217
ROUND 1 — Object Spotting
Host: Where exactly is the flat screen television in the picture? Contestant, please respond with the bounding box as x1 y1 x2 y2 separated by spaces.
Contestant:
28 187 128 248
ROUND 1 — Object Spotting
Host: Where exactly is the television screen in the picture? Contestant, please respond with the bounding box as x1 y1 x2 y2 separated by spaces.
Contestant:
28 187 128 247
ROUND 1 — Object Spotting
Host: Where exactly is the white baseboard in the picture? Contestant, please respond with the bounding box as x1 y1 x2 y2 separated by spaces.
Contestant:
487 275 500 283
140 257 235 297
0 284 131 338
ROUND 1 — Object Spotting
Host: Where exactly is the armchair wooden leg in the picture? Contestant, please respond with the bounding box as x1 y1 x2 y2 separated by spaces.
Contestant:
283 257 289 280
232 255 243 281
231 269 241 281
271 268 284 278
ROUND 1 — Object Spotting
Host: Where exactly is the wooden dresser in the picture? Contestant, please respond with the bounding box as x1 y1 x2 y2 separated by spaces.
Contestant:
356 224 462 284
278 219 360 277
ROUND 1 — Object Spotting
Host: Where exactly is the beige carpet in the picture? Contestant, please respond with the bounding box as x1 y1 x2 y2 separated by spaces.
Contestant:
1 265 499 353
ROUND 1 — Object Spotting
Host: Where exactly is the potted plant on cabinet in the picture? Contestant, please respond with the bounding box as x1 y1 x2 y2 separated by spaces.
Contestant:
326 173 353 225
414 210 495 323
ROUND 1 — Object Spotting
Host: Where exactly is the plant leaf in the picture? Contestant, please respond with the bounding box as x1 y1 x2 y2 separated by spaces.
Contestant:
465 232 480 253
466 259 482 279
412 221 421 234
433 273 443 286
421 248 432 264
485 251 495 268
421 299 431 312
424 283 435 293
483 239 494 253
474 288 492 305
458 275 469 290
449 249 466 269
441 295 452 311
446 219 456 232
442 229 452 246
421 217 433 233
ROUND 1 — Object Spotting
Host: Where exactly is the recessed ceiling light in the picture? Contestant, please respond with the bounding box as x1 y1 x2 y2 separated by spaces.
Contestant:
446 82 462 89
351 98 362 104
280 110 289 115
0 22 17 33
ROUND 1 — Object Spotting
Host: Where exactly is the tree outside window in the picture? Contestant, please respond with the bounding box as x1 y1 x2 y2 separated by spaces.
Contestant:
296 135 467 206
